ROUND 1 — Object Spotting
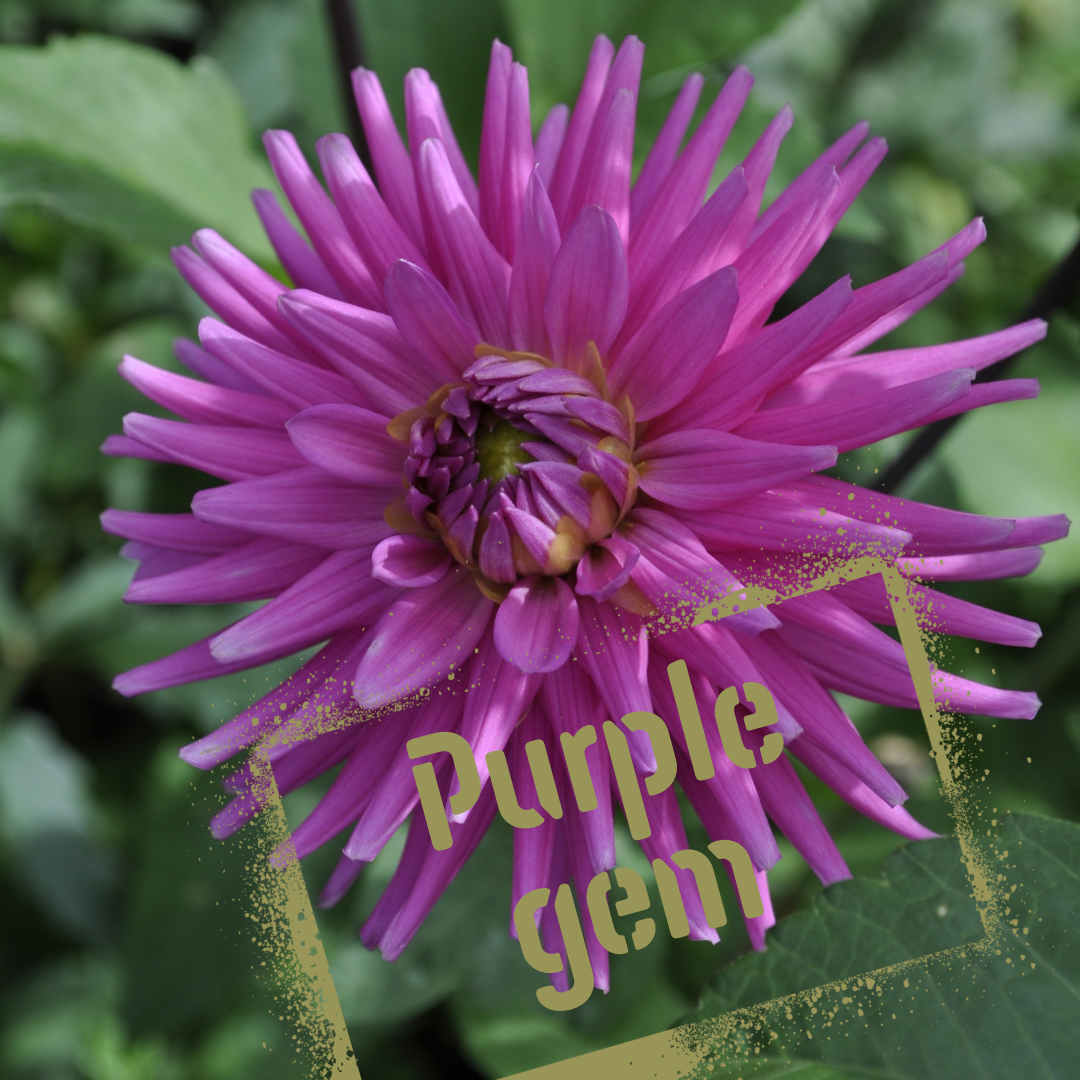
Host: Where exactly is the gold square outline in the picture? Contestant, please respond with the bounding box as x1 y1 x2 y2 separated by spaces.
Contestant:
238 552 1009 1078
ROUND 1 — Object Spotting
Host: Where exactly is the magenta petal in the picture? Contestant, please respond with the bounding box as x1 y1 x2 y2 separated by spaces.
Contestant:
670 276 854 434
317 133 429 284
621 508 779 635
629 65 753 279
494 62 534 260
371 535 451 588
119 356 293 430
789 738 935 841
746 729 851 887
122 413 305 482
534 103 568 189
374 783 498 960
178 631 366 769
112 623 297 696
574 597 655 773
621 166 748 346
209 549 395 663
726 166 841 345
252 187 344 299
479 40 513 251
416 137 510 346
539 663 616 873
101 509 254 555
457 631 542 805
125 537 325 604
630 72 704 225
263 129 383 309
353 566 493 707
566 87 636 248
385 259 480 376
898 548 1044 581
286 404 404 486
352 67 425 247
198 318 366 411
608 265 738 422
192 467 391 550
548 34 615 223
782 475 1014 556
773 319 1047 409
734 368 974 451
405 68 479 216
575 535 640 601
508 170 561 355
636 429 837 509
544 205 628 371
344 692 464 862
274 291 423 414
494 576 579 673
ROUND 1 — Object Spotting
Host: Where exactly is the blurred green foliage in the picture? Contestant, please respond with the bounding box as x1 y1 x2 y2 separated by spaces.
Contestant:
0 0 1078 1076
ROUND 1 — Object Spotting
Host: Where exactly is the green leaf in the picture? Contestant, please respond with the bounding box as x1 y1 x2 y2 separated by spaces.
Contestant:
0 35 274 258
682 813 1080 1080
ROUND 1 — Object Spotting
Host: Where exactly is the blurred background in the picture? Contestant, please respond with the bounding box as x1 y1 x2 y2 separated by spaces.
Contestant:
0 0 1078 1076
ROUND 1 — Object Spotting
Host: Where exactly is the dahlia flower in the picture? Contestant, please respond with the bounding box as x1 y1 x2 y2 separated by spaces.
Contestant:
103 35 1067 995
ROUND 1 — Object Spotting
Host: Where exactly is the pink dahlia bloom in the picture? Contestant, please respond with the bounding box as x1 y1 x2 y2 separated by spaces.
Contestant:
104 35 1067 990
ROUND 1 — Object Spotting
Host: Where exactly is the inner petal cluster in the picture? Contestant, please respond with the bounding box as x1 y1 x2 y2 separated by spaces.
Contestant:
395 347 638 591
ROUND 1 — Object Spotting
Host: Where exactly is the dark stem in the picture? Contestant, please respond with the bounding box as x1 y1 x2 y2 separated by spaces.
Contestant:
879 230 1080 494
323 0 375 178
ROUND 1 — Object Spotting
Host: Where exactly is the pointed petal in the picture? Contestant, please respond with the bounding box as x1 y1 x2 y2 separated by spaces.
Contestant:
635 429 836 509
354 566 493 707
252 187 344 299
548 34 615 223
534 103 568 189
317 133 429 283
263 130 382 309
405 67 479 216
121 413 305 481
275 291 427 413
544 205 628 371
125 537 325 605
629 66 752 278
178 631 366 769
574 597 655 772
416 138 510 345
352 67 425 247
385 259 480 377
734 368 974 452
192 467 392 550
119 356 292 429
509 171 561 354
199 318 366 411
609 266 738 421
630 72 704 225
100 509 254 555
209 549 396 662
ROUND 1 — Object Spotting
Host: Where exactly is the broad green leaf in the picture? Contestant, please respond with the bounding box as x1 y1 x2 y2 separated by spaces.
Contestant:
0 35 274 258
682 813 1079 1080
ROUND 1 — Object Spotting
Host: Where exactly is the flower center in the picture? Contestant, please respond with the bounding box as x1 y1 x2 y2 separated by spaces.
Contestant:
474 413 535 482
390 346 638 591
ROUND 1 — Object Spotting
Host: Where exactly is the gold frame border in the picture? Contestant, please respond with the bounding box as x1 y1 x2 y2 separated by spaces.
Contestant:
239 552 1008 1079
